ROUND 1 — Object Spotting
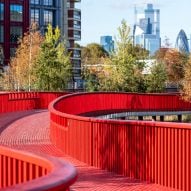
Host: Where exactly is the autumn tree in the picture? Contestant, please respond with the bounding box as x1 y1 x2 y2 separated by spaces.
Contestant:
1 23 43 91
154 47 169 63
164 49 188 83
181 56 191 101
33 24 72 91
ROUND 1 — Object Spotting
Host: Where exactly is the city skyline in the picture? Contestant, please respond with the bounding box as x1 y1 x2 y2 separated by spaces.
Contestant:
80 0 191 48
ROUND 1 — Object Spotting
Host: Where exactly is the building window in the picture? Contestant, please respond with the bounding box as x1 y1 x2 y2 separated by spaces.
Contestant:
30 0 40 4
67 2 70 8
0 25 3 43
0 3 4 21
44 10 53 26
74 30 80 39
74 10 81 20
43 0 53 6
31 8 39 24
10 4 23 22
10 26 23 43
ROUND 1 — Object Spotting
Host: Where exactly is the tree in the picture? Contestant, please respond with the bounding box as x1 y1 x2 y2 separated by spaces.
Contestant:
164 49 188 83
146 62 167 93
1 23 43 91
154 47 169 63
108 19 145 92
82 20 149 92
33 24 72 91
82 43 108 66
127 44 149 60
181 56 191 101
82 43 109 91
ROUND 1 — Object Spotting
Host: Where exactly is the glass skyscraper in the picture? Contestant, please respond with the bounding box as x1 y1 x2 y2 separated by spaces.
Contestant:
133 4 161 55
100 36 114 54
175 29 189 54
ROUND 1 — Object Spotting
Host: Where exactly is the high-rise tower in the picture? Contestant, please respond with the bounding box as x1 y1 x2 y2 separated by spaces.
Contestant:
133 4 161 55
100 36 114 54
175 29 189 54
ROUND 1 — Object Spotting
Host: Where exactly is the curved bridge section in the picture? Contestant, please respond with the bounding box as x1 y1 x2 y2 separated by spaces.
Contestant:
49 92 191 191
0 92 77 190
0 92 67 113
0 146 76 190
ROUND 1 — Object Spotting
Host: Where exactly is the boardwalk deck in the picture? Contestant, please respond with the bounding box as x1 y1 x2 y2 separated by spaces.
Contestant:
0 110 178 191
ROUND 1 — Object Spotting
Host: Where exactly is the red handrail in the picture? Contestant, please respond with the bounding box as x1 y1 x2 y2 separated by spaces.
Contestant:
0 145 77 190
49 92 191 191
0 92 68 113
0 92 77 190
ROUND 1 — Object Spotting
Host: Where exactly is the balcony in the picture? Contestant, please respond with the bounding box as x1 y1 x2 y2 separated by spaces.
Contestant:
67 0 81 2
68 20 81 31
68 30 81 41
68 9 81 21
71 67 81 79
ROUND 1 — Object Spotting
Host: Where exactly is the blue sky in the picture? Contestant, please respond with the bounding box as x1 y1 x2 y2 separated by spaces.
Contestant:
80 0 191 47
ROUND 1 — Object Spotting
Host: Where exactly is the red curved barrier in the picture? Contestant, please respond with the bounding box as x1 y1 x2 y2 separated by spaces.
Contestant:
49 92 191 191
0 92 68 113
0 145 77 190
0 91 77 190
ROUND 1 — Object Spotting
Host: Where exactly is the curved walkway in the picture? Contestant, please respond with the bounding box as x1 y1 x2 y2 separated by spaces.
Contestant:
0 110 178 191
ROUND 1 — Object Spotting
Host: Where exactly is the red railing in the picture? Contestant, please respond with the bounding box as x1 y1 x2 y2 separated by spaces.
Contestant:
0 145 77 190
49 92 191 191
0 91 78 190
0 92 68 113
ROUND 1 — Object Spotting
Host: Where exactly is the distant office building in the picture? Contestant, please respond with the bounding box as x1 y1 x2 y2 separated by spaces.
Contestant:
175 29 189 54
133 4 161 55
100 36 114 53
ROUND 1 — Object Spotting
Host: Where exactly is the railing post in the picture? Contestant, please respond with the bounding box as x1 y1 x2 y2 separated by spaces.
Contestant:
160 116 164 121
178 114 182 122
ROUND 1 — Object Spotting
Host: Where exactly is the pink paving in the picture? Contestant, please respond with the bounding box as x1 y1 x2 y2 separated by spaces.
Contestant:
0 110 179 191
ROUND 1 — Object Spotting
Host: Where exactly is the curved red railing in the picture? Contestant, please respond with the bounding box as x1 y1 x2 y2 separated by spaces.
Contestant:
0 91 78 190
49 92 191 191
0 145 77 190
0 92 68 113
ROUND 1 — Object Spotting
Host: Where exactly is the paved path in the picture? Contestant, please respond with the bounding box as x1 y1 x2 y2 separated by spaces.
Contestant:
0 110 179 191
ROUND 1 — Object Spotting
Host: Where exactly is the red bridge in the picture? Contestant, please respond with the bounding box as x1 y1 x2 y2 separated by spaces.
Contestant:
0 92 191 190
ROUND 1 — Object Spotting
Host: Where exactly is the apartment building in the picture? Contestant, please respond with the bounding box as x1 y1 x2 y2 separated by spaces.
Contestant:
0 0 29 68
0 0 81 89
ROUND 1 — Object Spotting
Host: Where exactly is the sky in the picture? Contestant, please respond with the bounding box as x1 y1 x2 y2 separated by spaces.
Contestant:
79 0 191 47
